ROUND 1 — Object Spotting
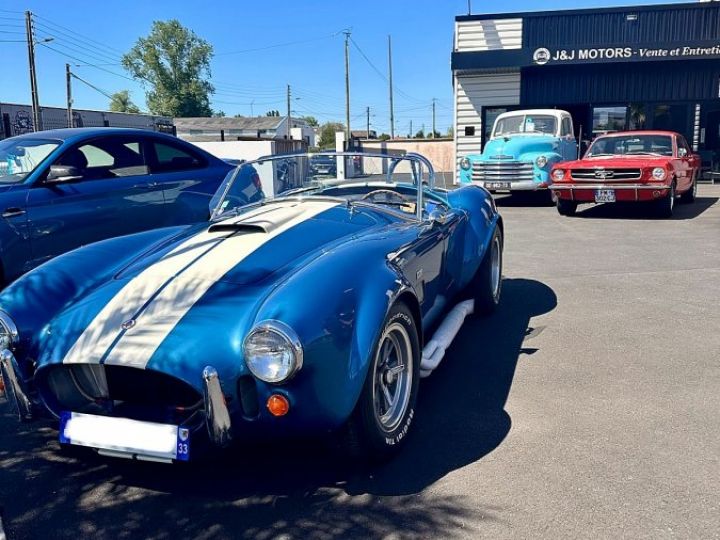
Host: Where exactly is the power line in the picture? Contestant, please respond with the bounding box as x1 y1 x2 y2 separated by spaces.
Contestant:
216 31 342 56
70 72 115 100
33 13 126 55
38 42 138 83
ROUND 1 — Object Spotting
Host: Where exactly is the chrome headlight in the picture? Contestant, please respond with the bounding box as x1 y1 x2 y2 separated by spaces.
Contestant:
535 155 548 168
460 157 471 170
243 320 303 384
552 169 565 181
0 311 18 350
652 167 667 181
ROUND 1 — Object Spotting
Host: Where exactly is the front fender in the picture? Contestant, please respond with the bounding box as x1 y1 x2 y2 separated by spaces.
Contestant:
520 151 563 185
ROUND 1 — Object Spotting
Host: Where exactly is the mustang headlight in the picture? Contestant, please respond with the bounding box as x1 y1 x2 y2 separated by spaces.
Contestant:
0 311 18 350
243 320 303 384
652 167 667 181
460 157 471 171
552 169 565 181
535 155 548 168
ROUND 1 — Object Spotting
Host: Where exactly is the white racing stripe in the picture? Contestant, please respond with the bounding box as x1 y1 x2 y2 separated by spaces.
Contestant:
63 200 338 367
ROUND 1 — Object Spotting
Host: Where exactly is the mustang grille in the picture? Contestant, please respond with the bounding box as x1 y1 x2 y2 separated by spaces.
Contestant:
472 160 534 182
570 168 642 181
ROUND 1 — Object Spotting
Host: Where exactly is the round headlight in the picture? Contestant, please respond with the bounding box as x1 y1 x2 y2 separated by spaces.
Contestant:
460 157 471 170
243 321 303 384
552 169 565 181
652 167 666 181
0 311 18 351
536 155 548 168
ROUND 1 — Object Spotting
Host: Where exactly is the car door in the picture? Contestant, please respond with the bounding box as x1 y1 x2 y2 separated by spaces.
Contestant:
674 135 695 191
559 117 578 160
147 138 229 225
26 136 166 267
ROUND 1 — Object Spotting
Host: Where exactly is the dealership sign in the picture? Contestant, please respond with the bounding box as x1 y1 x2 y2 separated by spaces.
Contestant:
532 42 720 65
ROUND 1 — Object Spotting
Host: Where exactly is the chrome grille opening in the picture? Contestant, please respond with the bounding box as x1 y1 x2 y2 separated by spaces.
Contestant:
570 168 642 181
472 160 535 182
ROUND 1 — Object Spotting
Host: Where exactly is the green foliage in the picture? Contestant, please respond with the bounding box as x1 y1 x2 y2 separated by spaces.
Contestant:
300 115 319 127
318 122 345 148
108 90 140 114
427 130 441 138
414 129 425 139
122 19 214 117
212 110 226 117
265 110 280 117
378 133 391 141
446 126 454 138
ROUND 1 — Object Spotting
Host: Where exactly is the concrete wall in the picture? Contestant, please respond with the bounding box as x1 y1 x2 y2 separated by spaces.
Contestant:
357 139 454 172
192 140 275 162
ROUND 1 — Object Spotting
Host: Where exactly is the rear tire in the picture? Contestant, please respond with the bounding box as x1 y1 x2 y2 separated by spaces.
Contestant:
342 302 420 462
680 174 697 204
469 226 503 316
654 181 676 218
557 198 577 216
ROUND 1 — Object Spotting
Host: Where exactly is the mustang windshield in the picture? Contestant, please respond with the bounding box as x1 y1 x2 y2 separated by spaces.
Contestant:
0 138 60 184
586 135 674 157
493 115 557 138
210 152 448 221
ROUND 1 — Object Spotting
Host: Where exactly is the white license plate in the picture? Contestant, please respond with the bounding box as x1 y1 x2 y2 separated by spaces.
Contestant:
594 189 616 203
486 181 511 190
59 412 190 461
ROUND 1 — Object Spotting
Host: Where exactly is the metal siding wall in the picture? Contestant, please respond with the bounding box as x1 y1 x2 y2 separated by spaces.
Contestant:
523 6 720 47
521 63 720 105
455 19 523 52
455 72 520 159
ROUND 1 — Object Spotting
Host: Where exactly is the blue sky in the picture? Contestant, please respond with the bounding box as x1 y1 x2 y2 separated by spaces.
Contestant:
1 0 693 134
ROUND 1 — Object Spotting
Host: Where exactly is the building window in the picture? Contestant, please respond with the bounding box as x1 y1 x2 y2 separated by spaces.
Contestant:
592 106 627 135
464 126 475 136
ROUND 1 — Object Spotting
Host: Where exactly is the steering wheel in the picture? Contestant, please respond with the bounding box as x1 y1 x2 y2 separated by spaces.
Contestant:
361 189 408 206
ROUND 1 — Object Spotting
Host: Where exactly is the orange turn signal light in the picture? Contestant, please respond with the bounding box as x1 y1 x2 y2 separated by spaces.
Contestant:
267 394 290 417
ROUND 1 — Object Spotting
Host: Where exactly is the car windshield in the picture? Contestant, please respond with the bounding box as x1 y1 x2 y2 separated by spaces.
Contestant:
210 152 449 221
0 138 60 184
492 114 558 138
586 135 674 157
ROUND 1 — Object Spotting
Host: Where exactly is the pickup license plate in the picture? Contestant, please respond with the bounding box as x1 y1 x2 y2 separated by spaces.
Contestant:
594 189 616 203
486 181 511 190
59 412 190 461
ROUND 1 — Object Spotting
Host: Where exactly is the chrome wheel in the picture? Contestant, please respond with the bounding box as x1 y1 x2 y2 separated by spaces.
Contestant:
490 235 501 299
372 321 413 432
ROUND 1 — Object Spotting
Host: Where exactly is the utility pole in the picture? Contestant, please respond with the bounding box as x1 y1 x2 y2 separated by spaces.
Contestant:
409 120 413 139
286 84 292 139
25 11 41 131
468 0 472 15
343 30 351 143
366 106 370 139
65 64 73 128
388 35 395 139
250 99 255 117
431 98 436 139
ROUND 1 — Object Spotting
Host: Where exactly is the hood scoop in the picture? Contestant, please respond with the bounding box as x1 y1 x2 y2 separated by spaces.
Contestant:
208 222 268 234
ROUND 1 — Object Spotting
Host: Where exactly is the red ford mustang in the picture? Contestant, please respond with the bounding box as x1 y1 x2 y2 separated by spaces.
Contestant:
550 130 700 218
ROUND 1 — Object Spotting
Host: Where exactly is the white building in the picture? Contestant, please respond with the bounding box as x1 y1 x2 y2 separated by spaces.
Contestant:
175 116 316 146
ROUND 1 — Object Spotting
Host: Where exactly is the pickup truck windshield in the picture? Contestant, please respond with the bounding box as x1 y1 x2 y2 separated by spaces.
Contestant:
493 115 557 138
0 138 60 184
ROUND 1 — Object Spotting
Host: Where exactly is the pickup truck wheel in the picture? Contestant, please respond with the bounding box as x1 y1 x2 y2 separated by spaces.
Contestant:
557 198 577 216
342 302 420 462
654 181 676 218
680 174 697 204
470 226 503 316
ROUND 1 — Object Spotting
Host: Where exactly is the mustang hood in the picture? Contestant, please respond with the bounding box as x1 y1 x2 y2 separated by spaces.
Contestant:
480 135 558 160
566 156 672 168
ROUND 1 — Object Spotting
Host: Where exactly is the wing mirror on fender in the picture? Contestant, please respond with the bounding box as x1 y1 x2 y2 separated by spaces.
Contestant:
427 207 448 226
46 165 83 184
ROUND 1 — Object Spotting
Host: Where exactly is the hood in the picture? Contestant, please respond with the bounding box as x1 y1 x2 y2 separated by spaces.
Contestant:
563 155 673 169
479 135 558 160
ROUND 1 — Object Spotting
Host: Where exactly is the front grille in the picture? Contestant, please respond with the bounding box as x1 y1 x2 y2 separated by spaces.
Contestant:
472 160 534 182
570 168 642 181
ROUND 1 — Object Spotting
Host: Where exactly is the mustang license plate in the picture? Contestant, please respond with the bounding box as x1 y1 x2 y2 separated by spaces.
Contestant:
59 412 190 461
594 189 616 203
486 181 511 190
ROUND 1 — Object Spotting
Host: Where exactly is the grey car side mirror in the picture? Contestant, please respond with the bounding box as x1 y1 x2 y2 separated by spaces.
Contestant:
46 164 83 183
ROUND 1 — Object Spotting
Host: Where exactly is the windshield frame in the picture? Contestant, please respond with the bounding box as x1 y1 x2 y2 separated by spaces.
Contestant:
210 151 437 222
0 137 63 185
491 114 559 139
585 134 676 158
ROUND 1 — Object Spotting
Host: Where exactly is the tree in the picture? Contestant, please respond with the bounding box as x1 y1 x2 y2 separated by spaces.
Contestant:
122 19 214 117
318 122 345 148
378 133 391 141
265 110 280 117
300 115 319 127
108 90 141 113
446 126 454 138
427 130 441 139
212 110 226 117
414 129 425 139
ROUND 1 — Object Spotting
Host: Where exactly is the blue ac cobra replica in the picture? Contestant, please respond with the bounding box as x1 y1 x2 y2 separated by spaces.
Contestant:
0 151 503 462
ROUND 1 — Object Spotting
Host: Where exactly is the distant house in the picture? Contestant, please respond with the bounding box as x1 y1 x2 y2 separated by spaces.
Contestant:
351 129 377 139
175 116 316 146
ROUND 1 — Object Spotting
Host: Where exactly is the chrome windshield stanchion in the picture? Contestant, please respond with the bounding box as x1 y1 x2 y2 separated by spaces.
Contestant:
202 366 232 447
0 349 34 421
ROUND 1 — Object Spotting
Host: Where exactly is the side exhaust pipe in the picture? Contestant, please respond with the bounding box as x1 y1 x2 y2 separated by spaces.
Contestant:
420 300 474 378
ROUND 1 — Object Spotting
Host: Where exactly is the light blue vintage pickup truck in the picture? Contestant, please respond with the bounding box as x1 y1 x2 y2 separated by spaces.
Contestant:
458 109 578 201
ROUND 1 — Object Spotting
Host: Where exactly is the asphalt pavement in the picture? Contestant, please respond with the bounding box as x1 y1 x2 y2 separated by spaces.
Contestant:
1 186 719 540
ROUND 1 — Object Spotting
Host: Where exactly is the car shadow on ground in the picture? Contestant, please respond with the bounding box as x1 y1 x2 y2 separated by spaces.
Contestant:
493 193 555 207
0 278 557 539
573 196 719 220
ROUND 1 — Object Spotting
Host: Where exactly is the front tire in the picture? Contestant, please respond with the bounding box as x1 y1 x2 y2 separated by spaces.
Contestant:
469 226 503 316
654 180 676 218
557 198 577 216
680 173 697 204
342 302 420 462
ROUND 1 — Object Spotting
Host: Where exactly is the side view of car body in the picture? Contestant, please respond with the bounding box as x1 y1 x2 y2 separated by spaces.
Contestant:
0 151 503 463
0 128 235 283
550 130 700 217
458 109 577 199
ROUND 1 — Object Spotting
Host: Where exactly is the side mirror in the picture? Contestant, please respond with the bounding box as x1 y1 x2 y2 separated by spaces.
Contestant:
427 207 447 226
677 147 688 158
46 164 82 183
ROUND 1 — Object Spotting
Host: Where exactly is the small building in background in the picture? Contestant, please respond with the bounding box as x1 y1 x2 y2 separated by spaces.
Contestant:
351 129 378 140
175 116 316 146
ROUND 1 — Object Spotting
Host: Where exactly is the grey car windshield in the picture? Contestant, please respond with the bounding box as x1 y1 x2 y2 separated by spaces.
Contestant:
493 115 558 137
0 138 60 184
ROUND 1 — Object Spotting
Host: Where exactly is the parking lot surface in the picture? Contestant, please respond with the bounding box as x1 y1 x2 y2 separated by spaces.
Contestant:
1 186 719 540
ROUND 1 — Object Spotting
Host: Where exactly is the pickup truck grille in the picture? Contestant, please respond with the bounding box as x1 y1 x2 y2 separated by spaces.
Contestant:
570 168 642 181
472 161 534 182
